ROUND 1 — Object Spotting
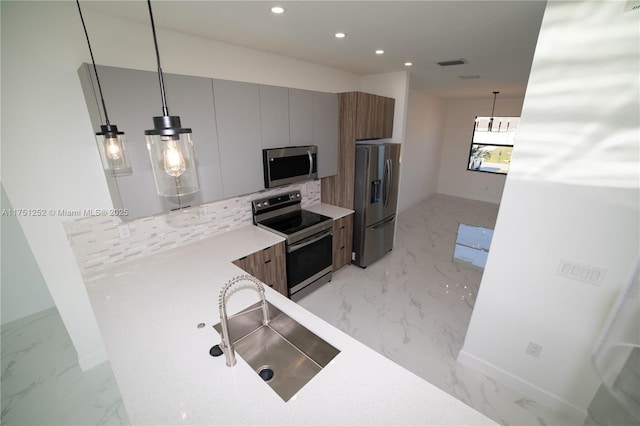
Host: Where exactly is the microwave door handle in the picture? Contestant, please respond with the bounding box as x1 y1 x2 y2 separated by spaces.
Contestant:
307 150 313 177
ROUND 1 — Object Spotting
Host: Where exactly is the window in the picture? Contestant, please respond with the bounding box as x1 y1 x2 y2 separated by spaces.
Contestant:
467 116 520 175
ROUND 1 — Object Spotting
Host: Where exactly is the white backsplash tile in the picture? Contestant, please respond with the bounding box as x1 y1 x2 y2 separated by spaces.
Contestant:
64 181 321 279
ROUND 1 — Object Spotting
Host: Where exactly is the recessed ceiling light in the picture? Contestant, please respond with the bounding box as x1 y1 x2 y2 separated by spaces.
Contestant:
334 32 346 39
270 6 285 14
375 49 384 55
404 62 413 67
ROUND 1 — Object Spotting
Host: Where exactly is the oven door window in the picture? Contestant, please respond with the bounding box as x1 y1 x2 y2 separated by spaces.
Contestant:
287 232 332 289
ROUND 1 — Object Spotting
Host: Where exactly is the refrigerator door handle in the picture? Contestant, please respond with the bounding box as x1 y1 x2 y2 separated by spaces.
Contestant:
371 215 395 230
383 159 392 207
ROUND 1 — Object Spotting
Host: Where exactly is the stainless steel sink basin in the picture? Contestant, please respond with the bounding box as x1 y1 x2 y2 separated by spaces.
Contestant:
213 301 340 402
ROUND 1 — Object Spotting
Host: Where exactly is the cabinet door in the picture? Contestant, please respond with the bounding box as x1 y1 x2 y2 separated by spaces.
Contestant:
381 96 395 139
320 92 358 209
313 92 338 178
289 89 314 146
79 64 222 220
260 85 290 148
213 79 263 197
333 214 354 271
355 92 395 140
261 242 287 297
232 242 288 297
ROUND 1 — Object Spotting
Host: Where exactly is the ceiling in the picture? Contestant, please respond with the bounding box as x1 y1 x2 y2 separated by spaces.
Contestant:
84 1 547 99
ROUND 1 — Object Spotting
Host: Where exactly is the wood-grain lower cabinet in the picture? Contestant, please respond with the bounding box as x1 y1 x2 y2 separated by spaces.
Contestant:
333 214 354 271
232 242 287 297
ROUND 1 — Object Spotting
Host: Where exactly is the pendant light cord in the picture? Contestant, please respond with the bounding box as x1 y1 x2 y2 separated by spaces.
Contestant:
147 0 170 117
491 91 499 117
76 0 111 125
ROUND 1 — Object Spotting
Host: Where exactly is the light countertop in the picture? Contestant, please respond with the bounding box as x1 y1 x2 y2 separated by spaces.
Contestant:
305 202 354 219
85 223 496 425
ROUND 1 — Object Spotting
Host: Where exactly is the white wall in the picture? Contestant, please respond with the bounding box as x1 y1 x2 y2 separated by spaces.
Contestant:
459 0 639 421
1 184 56 324
397 90 445 212
437 97 524 204
1 2 407 370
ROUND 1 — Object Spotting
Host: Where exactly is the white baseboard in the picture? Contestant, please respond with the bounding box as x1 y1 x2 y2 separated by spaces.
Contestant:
457 349 588 424
78 348 108 372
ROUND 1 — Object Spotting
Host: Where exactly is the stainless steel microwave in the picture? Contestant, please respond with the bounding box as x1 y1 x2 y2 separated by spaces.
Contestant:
263 145 318 188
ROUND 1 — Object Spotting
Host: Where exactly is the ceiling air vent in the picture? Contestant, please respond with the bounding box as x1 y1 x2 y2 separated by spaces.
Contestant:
437 59 467 66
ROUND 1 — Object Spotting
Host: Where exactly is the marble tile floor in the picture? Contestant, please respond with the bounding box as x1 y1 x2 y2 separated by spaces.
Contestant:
1 307 129 425
298 194 576 426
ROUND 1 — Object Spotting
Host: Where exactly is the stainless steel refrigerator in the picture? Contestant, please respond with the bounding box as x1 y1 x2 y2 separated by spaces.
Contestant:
352 143 401 268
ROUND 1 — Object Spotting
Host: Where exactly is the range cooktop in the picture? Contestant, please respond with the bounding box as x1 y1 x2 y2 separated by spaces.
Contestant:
258 210 331 236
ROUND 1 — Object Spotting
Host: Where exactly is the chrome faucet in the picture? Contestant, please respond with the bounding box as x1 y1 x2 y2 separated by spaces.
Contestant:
218 274 270 367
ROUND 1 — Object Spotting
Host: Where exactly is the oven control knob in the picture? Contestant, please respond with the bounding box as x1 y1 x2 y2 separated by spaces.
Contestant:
296 193 300 198
264 201 269 206
256 202 262 208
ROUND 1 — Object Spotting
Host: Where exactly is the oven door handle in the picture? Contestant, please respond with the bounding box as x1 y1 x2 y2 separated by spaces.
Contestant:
288 228 332 253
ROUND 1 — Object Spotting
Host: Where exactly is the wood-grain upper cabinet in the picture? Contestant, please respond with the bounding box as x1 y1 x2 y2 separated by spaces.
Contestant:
332 214 354 271
212 79 264 197
232 242 287 297
355 92 395 140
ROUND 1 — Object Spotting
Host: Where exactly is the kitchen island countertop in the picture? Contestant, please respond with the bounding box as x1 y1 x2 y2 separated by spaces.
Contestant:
85 224 496 425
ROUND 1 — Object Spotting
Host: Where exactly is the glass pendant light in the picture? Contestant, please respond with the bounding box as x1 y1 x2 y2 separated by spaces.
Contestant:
144 0 199 197
76 1 132 176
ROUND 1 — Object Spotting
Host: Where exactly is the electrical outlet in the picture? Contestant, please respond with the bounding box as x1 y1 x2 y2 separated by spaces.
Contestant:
526 341 543 358
117 224 131 239
557 259 606 286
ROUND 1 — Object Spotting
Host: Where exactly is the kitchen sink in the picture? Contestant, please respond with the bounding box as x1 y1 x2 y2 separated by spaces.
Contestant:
213 301 340 402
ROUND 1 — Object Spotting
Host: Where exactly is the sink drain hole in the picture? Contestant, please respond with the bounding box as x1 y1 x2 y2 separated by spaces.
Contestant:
258 367 274 382
209 345 224 357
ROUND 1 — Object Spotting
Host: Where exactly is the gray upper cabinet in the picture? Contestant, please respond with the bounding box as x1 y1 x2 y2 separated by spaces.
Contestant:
259 85 290 148
313 91 338 178
162 74 223 207
78 64 221 220
79 64 338 219
289 88 314 147
212 79 264 197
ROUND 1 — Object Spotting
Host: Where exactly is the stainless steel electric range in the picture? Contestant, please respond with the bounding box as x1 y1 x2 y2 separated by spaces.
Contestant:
252 190 333 301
